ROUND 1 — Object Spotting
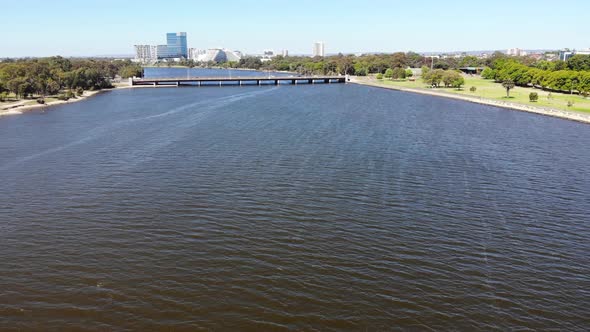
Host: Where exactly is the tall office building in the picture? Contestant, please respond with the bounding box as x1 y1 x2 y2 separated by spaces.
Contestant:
313 42 325 57
166 32 188 58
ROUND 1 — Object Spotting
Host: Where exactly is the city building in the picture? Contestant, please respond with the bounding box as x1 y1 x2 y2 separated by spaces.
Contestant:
260 50 275 62
225 50 242 62
282 49 289 57
558 48 590 61
134 45 157 62
133 32 188 62
189 48 206 61
507 48 527 56
559 50 575 61
313 42 325 57
156 44 170 59
165 32 188 58
194 49 242 63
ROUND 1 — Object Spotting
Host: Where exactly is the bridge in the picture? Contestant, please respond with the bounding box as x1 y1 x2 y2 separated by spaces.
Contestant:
130 75 348 87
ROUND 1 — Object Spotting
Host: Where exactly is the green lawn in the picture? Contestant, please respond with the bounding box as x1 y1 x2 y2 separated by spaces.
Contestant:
371 76 590 113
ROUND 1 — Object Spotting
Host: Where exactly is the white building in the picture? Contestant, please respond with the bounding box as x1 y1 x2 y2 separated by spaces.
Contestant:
313 42 325 57
507 48 528 57
188 48 206 61
195 49 243 63
134 45 157 63
282 49 289 57
260 50 275 62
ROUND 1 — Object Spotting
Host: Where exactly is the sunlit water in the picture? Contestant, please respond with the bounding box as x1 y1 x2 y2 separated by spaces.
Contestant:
1 69 589 330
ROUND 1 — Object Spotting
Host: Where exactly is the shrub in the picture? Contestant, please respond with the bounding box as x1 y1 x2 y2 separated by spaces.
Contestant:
469 86 477 93
405 69 413 77
57 94 69 101
376 73 383 80
76 87 84 96
567 100 574 107
384 68 393 78
529 92 539 102
36 98 45 104
65 90 76 99
0 91 8 102
547 92 553 100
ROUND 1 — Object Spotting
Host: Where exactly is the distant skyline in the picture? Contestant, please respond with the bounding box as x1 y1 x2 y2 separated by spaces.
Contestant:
2 0 589 57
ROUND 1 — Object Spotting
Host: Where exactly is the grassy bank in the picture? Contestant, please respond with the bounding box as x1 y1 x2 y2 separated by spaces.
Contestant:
368 76 590 114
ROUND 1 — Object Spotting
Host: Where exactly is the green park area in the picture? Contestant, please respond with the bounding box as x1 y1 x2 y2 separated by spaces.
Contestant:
371 76 590 114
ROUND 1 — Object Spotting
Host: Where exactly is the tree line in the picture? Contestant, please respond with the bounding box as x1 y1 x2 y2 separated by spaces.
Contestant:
482 57 590 95
176 52 498 76
0 57 143 101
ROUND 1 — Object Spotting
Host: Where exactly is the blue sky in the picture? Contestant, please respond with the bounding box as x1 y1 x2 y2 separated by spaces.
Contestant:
1 0 588 57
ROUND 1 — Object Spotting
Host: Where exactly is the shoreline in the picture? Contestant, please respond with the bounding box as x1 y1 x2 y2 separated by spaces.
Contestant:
0 89 111 117
4 75 589 125
350 77 590 125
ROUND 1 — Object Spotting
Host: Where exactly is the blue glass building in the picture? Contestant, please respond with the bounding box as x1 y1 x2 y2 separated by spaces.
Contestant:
166 32 188 58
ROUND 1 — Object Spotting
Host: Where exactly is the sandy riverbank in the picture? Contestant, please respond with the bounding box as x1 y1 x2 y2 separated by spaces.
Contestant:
351 77 590 125
0 85 135 117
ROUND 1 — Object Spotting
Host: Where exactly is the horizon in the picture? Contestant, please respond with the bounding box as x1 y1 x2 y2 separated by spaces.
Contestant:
1 0 589 58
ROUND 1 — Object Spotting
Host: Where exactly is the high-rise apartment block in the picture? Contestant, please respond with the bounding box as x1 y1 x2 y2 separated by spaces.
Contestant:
313 42 325 57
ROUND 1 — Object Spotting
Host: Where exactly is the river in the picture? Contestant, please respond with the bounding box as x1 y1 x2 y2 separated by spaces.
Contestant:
1 68 589 330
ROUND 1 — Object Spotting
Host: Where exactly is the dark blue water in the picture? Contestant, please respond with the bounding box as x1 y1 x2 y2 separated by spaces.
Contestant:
1 76 589 331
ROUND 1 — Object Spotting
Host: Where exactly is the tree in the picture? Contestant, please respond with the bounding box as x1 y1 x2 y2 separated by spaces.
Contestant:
459 55 481 67
392 67 406 79
384 68 393 78
529 92 539 102
441 70 463 88
567 54 590 71
405 69 413 78
423 69 444 87
452 75 465 89
353 63 368 76
376 73 383 79
119 65 143 78
390 52 408 68
45 78 61 95
470 86 477 93
502 79 515 97
481 67 495 79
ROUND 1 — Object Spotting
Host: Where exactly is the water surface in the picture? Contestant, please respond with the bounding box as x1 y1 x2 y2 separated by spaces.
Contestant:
1 76 589 330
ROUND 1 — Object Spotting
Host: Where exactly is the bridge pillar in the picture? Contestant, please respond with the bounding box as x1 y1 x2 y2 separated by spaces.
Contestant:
176 81 179 86
257 80 261 86
324 79 329 84
274 80 279 85
308 79 313 84
291 79 296 85
153 82 157 87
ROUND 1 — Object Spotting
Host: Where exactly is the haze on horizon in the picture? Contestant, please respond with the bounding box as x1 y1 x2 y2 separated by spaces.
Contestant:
1 0 588 57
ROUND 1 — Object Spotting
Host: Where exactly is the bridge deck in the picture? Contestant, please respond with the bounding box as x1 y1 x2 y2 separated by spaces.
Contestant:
131 76 347 86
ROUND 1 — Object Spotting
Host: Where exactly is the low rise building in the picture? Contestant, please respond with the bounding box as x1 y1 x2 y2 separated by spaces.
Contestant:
195 49 243 63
